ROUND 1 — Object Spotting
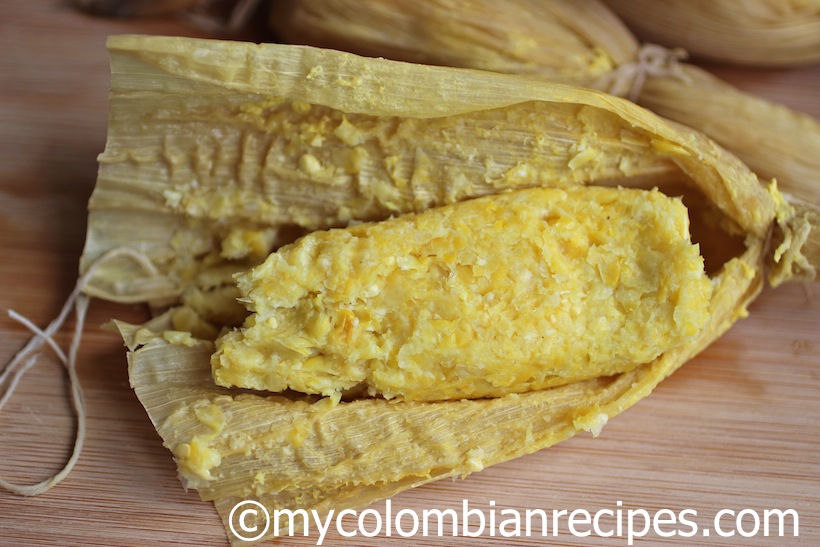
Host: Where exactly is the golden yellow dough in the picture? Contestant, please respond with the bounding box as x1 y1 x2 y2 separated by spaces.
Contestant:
212 185 712 401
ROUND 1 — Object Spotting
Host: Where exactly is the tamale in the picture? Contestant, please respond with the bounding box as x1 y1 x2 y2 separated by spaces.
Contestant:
84 36 819 546
269 0 820 205
604 0 820 67
270 0 636 83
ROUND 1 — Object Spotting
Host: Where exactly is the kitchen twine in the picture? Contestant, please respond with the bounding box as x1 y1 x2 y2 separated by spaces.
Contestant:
0 248 158 496
594 43 692 103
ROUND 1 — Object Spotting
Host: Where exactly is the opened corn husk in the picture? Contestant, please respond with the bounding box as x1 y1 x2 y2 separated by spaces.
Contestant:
270 0 820 205
80 35 819 545
604 0 820 67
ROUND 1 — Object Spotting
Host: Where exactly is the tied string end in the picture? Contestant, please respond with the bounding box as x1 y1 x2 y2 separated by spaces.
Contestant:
593 43 691 103
0 248 158 496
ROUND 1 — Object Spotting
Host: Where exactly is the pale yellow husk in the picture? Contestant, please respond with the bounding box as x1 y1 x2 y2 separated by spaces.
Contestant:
638 64 820 210
81 35 818 546
269 0 820 205
270 0 637 83
604 0 820 67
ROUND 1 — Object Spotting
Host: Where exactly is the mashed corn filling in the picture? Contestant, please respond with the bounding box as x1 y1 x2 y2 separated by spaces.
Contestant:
211 185 712 402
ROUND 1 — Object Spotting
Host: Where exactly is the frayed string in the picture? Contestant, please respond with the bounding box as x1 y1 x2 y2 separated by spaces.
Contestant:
594 43 691 103
0 248 158 496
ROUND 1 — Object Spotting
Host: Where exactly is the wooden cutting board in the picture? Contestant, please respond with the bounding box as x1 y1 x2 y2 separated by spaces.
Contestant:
1 2 818 545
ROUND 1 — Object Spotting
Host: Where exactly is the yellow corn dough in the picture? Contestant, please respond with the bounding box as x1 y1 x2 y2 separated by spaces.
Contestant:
212 185 712 401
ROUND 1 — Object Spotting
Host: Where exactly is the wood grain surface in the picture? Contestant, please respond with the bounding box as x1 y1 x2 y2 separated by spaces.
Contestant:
1 2 818 545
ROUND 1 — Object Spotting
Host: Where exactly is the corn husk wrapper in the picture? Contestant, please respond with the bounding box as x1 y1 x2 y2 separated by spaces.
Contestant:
269 0 820 205
82 36 818 545
270 0 637 84
604 0 820 67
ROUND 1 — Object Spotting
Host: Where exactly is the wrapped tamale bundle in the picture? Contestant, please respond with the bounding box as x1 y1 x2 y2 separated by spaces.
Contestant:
82 35 818 545
269 0 635 84
269 0 820 205
270 0 635 88
604 0 820 67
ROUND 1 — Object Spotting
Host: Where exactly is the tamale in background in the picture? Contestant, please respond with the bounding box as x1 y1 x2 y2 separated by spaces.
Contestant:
0 1 818 544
